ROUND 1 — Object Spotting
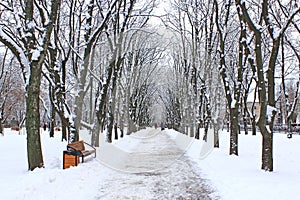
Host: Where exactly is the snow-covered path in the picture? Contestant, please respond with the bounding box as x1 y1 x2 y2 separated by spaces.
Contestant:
95 128 217 199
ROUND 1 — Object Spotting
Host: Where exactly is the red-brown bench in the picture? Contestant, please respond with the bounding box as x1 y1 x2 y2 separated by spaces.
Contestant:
67 140 96 163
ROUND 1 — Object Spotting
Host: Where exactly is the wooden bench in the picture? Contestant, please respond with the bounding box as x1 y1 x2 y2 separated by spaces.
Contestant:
11 127 20 131
67 140 96 163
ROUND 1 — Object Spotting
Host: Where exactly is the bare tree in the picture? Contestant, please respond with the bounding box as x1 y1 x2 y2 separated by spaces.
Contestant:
0 49 14 134
235 0 300 171
214 0 244 155
0 0 60 170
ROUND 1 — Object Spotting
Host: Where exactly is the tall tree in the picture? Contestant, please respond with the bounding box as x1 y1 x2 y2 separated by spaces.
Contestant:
214 0 243 155
235 0 300 171
0 0 60 170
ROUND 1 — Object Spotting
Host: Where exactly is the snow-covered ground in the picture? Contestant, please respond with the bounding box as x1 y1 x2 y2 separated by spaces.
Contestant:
0 127 299 199
169 129 300 200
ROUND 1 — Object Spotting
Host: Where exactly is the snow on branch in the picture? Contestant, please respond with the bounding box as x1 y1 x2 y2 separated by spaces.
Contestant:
31 46 44 61
237 0 262 33
39 96 51 120
41 67 56 87
88 68 103 85
62 34 84 61
80 120 94 130
87 0 119 45
0 27 30 81
34 0 51 26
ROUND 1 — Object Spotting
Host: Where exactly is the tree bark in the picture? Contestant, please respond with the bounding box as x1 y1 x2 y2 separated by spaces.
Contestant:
49 111 55 138
26 62 44 170
261 130 273 171
213 122 220 148
242 106 248 135
229 108 239 155
91 121 100 147
195 123 200 140
0 116 3 136
251 118 256 136
114 123 118 140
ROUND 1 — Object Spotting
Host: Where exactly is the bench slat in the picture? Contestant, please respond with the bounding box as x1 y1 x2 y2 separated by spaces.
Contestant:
66 140 96 164
82 150 96 156
67 140 85 151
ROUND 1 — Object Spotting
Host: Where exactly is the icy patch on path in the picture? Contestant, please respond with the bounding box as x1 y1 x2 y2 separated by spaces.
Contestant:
95 128 218 199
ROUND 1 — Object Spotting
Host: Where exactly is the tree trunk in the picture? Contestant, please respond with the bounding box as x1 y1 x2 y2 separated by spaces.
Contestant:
61 116 68 141
213 122 220 148
26 63 44 170
49 100 55 138
195 123 200 140
120 129 124 138
202 98 211 142
91 120 100 147
189 96 194 137
114 123 118 140
243 108 248 135
120 95 125 138
251 118 256 135
229 108 239 155
0 106 4 135
73 87 85 142
0 117 3 136
96 60 116 131
203 121 209 142
106 112 113 143
261 131 273 171
126 85 137 135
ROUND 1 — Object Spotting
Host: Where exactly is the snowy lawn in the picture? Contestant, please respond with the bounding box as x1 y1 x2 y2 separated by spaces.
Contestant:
0 129 111 200
0 128 299 199
167 129 300 200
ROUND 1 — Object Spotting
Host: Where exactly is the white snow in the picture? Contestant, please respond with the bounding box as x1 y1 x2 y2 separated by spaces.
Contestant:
31 47 44 61
168 129 300 200
27 21 35 29
231 95 236 109
0 127 300 199
267 105 277 121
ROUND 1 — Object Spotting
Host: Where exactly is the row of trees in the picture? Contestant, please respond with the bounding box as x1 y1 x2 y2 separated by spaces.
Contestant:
160 0 299 171
0 0 299 172
0 0 164 170
0 51 25 135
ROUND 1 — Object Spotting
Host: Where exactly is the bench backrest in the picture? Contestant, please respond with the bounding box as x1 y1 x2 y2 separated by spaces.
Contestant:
68 140 85 151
